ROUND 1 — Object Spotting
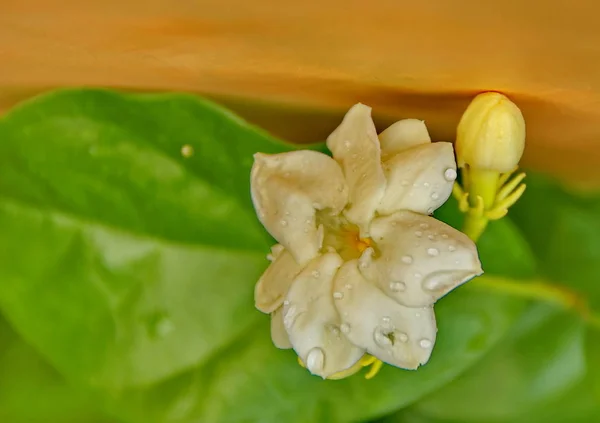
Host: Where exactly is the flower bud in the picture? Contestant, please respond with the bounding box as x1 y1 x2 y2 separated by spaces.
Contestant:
456 92 525 172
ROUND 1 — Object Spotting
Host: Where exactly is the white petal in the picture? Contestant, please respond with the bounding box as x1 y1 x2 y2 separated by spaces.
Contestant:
270 307 292 349
251 150 348 264
333 260 437 369
362 211 483 307
326 103 386 235
255 248 306 313
378 142 456 216
379 119 431 159
283 253 364 378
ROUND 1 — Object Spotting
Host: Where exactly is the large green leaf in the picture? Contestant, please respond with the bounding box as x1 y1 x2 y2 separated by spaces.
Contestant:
0 316 113 423
403 306 587 422
0 89 530 422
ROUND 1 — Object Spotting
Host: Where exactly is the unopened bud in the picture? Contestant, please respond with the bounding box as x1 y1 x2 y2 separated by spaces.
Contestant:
456 92 525 172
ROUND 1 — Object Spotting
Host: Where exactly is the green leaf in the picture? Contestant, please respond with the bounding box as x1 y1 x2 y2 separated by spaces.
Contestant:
0 316 113 423
0 89 293 389
511 173 600 305
0 89 530 423
404 305 587 422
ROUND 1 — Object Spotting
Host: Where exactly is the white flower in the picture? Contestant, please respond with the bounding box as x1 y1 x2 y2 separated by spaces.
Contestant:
251 103 483 378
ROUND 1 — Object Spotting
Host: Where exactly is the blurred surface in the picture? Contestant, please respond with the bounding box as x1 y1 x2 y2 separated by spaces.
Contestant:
2 0 600 185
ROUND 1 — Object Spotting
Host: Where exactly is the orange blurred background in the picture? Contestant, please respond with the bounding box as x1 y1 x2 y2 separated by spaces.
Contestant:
2 0 600 187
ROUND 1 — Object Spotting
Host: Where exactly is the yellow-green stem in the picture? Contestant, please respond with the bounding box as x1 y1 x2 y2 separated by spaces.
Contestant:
462 214 489 242
467 168 499 209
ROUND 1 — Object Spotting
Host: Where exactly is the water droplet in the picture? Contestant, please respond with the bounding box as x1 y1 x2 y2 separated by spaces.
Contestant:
428 234 435 240
284 306 297 329
419 338 433 349
390 281 406 292
448 245 456 252
401 255 413 264
427 247 439 256
415 231 423 237
266 253 275 261
424 277 445 291
331 326 340 336
345 283 353 290
431 192 439 200
397 332 409 343
181 144 194 158
340 323 351 333
280 220 288 227
283 300 290 306
420 223 429 229
414 272 422 279
381 316 391 325
373 328 393 347
423 182 430 187
145 311 174 338
427 207 434 214
344 140 351 148
444 168 457 181
333 291 344 300
306 348 325 373
311 270 320 278
441 233 449 239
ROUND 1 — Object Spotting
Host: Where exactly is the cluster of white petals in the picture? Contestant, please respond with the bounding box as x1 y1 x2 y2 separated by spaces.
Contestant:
251 104 483 378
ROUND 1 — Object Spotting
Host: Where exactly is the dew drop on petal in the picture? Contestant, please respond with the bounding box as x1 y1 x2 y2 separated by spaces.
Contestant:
283 306 297 329
448 245 456 252
333 291 344 300
401 255 413 264
444 168 457 181
415 231 423 237
381 316 391 326
419 338 433 349
373 328 393 347
311 270 320 278
306 348 325 373
344 283 353 290
428 234 435 240
414 272 422 280
280 220 288 227
397 332 409 343
427 247 439 256
420 223 429 229
389 281 406 292
423 182 430 188
340 323 351 334
431 192 439 200
441 233 449 239
266 253 275 261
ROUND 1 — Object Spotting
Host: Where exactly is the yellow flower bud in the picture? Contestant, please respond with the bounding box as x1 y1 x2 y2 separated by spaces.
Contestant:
456 92 525 172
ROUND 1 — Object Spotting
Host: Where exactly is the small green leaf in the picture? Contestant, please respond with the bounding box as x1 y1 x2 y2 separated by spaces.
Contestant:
511 173 600 305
